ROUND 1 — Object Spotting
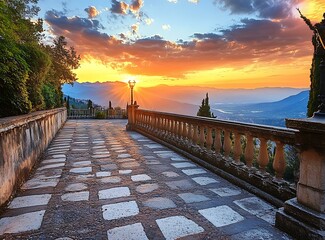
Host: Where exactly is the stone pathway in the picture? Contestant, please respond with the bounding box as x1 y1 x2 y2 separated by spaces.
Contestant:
0 120 292 239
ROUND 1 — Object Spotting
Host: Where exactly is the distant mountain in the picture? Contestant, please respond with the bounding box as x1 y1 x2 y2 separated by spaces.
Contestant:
62 82 309 126
142 85 307 104
63 82 199 115
211 90 309 127
63 81 306 106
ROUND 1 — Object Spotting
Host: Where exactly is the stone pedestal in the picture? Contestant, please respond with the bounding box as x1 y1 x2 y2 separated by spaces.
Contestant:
126 104 139 131
276 116 325 239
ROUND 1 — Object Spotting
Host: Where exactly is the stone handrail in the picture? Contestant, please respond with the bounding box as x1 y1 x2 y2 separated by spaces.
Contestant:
132 108 298 203
68 109 127 119
68 109 95 119
0 108 67 207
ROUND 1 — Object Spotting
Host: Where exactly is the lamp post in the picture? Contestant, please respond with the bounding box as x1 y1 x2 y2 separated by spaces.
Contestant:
128 80 136 105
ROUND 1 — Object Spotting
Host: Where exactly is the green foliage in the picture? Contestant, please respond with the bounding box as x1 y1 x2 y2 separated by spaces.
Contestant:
42 83 57 109
21 43 51 110
0 39 31 117
46 36 80 85
197 93 216 118
95 111 106 119
307 54 321 117
87 99 93 109
0 0 80 117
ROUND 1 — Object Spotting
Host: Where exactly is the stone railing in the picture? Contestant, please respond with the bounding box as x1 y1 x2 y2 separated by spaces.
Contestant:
68 109 95 119
68 109 127 119
0 108 67 207
132 109 298 204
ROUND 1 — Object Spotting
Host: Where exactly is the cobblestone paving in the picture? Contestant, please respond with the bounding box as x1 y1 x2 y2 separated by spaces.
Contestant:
0 120 292 240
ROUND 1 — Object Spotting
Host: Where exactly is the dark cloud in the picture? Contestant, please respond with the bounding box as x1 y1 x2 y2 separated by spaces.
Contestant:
215 0 303 19
45 11 312 78
192 33 222 40
45 10 105 38
84 6 99 19
111 0 129 15
214 0 253 14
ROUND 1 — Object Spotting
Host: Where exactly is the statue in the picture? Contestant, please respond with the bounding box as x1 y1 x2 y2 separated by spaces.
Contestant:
298 9 325 115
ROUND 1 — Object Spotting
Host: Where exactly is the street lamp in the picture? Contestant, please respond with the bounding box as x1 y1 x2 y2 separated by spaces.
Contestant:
128 79 136 105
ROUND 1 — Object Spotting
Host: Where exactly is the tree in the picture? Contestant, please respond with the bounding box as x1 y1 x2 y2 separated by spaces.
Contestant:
197 93 216 118
0 0 33 117
0 1 80 117
44 36 80 108
22 43 51 110
87 100 93 109
298 10 325 116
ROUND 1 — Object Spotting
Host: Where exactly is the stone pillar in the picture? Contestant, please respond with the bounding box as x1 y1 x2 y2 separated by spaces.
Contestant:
275 117 325 239
126 104 139 131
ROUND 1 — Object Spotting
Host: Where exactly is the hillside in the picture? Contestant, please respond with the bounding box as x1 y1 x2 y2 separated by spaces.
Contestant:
63 82 309 126
212 90 309 126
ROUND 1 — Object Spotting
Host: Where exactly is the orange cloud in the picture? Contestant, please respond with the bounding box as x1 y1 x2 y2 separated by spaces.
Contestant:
84 6 99 19
44 0 325 85
45 10 315 78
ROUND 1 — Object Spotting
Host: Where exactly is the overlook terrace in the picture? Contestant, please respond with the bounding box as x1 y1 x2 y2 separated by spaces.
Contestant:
0 105 324 239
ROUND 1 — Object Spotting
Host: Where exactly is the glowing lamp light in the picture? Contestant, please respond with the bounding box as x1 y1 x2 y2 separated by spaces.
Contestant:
128 79 136 105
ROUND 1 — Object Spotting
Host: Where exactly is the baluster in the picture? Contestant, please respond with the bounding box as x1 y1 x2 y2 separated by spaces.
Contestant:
244 134 254 168
233 132 242 164
182 122 188 140
165 118 169 136
192 124 199 145
161 117 164 132
177 121 182 139
151 116 154 130
163 118 167 136
157 116 161 134
199 125 205 148
171 120 175 137
166 118 170 136
223 130 232 158
273 141 286 181
187 123 193 142
258 138 269 174
214 128 222 154
206 127 213 150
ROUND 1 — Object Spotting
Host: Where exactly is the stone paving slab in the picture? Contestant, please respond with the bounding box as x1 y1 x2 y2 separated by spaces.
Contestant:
0 120 292 239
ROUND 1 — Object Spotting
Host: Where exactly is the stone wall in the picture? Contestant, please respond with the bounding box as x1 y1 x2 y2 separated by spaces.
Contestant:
0 108 67 207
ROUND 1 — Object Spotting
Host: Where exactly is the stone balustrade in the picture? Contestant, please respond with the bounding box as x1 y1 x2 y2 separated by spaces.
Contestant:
132 109 298 204
0 108 67 207
68 109 95 119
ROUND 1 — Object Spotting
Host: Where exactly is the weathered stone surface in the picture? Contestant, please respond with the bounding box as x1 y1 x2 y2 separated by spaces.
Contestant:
70 167 92 174
98 187 131 199
102 201 139 220
107 223 148 240
192 177 219 185
65 183 88 192
0 211 46 234
131 174 152 182
162 171 179 178
0 119 292 239
166 180 194 190
61 191 89 202
156 216 204 239
9 194 52 209
182 168 207 176
178 193 210 203
143 197 176 209
136 183 159 193
210 187 241 197
199 205 244 227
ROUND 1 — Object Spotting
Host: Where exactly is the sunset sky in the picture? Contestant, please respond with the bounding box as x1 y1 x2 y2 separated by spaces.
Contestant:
38 0 325 88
